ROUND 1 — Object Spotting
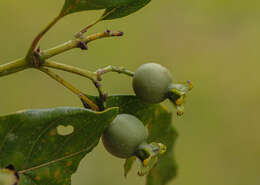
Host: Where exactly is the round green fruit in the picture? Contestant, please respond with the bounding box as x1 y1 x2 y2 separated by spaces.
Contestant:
102 114 147 158
133 63 173 104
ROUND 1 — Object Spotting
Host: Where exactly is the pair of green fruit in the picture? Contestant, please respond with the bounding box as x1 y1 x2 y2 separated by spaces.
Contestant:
0 63 190 181
102 63 192 162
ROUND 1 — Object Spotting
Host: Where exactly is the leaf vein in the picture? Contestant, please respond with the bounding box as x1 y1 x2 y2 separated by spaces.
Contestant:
19 142 97 174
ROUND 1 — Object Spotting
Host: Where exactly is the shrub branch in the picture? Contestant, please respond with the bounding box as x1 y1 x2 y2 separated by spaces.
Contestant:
0 30 130 111
0 31 123 77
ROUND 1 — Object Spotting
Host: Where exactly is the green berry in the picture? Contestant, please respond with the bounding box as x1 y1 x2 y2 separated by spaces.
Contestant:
102 114 147 158
133 63 173 104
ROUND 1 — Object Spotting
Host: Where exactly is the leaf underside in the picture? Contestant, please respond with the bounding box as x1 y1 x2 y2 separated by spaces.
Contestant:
0 107 118 185
62 0 134 15
61 0 151 20
104 0 151 20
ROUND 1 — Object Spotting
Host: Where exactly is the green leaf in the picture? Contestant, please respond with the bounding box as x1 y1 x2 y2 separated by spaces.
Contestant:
146 105 178 185
90 95 178 185
0 107 118 185
61 0 134 16
103 0 151 20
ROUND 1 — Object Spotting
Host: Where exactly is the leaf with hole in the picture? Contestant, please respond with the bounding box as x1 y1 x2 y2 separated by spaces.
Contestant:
0 107 118 185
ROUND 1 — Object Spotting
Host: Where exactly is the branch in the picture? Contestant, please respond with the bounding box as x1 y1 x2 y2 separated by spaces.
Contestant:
38 67 99 111
25 0 81 59
43 60 97 81
0 30 123 78
0 58 28 77
42 30 123 60
42 62 135 110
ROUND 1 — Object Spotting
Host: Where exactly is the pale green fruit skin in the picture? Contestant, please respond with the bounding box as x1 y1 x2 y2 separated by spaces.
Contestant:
133 63 173 104
102 114 147 158
0 169 17 185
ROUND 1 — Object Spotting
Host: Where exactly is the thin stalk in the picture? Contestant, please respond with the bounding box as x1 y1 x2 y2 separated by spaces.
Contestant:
43 60 97 81
43 61 134 83
25 0 82 60
75 8 116 38
38 67 99 111
26 14 63 61
93 81 107 110
95 65 134 80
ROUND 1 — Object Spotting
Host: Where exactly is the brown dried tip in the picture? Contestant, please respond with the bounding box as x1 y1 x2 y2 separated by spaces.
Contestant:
104 30 111 35
113 31 124 36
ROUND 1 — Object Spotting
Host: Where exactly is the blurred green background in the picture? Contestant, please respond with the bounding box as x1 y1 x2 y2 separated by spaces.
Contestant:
0 0 259 185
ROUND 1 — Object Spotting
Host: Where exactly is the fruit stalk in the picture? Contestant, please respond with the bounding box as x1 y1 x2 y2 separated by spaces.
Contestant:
43 60 97 81
96 65 134 80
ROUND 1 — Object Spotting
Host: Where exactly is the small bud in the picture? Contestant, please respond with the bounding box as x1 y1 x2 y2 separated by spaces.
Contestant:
104 30 111 35
32 51 42 67
36 47 41 53
77 41 88 50
117 31 124 36
75 32 83 39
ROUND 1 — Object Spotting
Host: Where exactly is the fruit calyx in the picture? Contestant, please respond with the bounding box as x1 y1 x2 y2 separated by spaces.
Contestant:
134 142 167 176
167 80 193 116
